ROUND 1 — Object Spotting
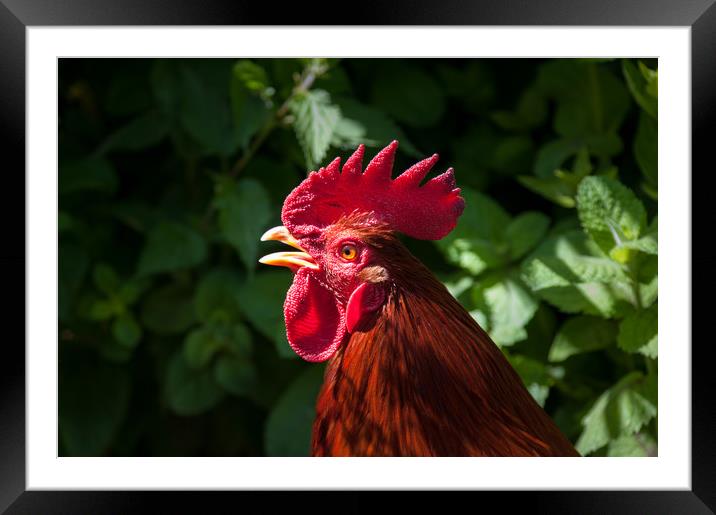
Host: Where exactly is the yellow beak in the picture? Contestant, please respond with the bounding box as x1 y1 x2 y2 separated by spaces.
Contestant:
259 226 319 271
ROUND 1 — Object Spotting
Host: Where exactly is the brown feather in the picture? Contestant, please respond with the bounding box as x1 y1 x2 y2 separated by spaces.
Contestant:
312 220 579 457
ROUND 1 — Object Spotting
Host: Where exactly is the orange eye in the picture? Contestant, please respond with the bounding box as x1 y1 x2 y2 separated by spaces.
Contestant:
340 244 357 261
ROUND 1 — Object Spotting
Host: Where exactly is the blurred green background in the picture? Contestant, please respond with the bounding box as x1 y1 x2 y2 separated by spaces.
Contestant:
58 58 658 457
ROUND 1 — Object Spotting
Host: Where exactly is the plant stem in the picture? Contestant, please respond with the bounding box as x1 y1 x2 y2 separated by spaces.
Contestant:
228 64 320 178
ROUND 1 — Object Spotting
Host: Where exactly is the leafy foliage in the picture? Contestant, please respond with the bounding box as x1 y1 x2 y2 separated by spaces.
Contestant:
59 57 657 457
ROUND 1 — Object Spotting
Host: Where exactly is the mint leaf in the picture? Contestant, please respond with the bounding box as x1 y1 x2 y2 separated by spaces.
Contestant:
92 263 120 295
508 354 552 407
622 60 657 119
607 432 656 457
59 351 130 456
214 178 272 274
183 327 223 369
230 60 272 149
236 271 295 358
436 188 511 275
289 89 341 169
141 282 196 334
472 271 538 347
60 157 117 196
576 176 647 257
576 372 657 455
98 111 169 154
333 98 421 158
634 111 657 193
618 303 658 358
112 312 142 348
195 268 244 324
137 221 207 276
371 63 445 128
165 350 225 416
265 365 325 456
214 354 257 397
505 212 550 260
522 230 636 318
549 316 617 362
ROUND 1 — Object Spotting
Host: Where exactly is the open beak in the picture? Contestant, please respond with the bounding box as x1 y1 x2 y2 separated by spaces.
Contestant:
259 226 319 271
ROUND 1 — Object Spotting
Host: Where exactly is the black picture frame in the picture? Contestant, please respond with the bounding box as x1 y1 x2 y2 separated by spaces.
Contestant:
1 1 712 512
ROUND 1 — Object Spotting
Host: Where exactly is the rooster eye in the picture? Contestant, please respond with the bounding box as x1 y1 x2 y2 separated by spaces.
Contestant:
340 244 358 261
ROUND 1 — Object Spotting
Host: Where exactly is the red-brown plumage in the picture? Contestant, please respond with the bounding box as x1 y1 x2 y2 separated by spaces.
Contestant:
311 221 578 456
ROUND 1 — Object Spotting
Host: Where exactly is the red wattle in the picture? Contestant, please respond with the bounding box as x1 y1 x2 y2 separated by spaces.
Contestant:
345 282 386 333
284 268 346 362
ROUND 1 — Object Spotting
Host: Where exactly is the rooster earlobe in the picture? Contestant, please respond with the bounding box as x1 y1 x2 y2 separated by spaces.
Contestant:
346 282 386 333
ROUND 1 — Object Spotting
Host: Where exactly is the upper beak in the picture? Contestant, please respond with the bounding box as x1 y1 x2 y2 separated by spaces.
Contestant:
259 226 319 271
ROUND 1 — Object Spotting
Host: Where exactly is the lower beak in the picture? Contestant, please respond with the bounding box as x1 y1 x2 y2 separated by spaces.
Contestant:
259 226 319 271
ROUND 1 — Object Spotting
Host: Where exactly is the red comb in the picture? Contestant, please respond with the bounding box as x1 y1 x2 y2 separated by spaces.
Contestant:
281 141 464 241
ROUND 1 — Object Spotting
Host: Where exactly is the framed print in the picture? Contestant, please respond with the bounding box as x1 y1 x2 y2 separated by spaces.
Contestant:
1 0 713 512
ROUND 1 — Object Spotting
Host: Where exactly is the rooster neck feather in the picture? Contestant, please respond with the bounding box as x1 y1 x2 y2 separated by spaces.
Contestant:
312 236 578 457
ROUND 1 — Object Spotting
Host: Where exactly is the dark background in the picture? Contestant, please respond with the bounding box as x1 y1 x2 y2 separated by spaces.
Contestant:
57 57 658 457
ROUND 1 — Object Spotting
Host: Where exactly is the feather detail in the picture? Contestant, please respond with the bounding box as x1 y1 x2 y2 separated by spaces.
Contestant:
312 230 579 457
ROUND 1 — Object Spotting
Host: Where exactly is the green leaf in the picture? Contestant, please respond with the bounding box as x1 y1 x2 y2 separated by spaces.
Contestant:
522 230 635 318
165 350 225 416
98 111 169 154
618 303 658 358
58 211 74 233
59 350 130 456
607 432 657 457
183 327 223 369
140 282 196 334
636 252 658 309
533 138 582 178
59 157 118 196
548 316 617 362
88 299 117 320
576 372 657 455
491 136 535 176
57 242 89 321
622 60 657 119
117 279 150 306
436 188 511 275
491 86 547 131
236 271 295 358
634 111 657 191
232 59 270 94
92 263 120 294
151 59 183 116
195 268 244 323
289 89 341 169
230 60 272 149
214 178 272 273
214 354 258 397
371 63 445 128
518 175 577 208
333 98 422 158
538 60 630 139
505 212 550 260
112 312 142 348
508 354 552 407
265 365 325 456
471 271 539 347
533 135 621 179
576 176 647 257
438 61 496 115
178 62 238 156
137 221 207 276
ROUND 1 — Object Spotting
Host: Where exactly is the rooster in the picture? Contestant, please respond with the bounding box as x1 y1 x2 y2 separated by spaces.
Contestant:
259 141 579 457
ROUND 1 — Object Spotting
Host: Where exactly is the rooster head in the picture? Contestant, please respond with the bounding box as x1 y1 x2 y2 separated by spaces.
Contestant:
259 141 464 362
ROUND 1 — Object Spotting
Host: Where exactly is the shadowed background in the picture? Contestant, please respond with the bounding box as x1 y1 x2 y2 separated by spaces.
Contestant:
58 58 658 457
